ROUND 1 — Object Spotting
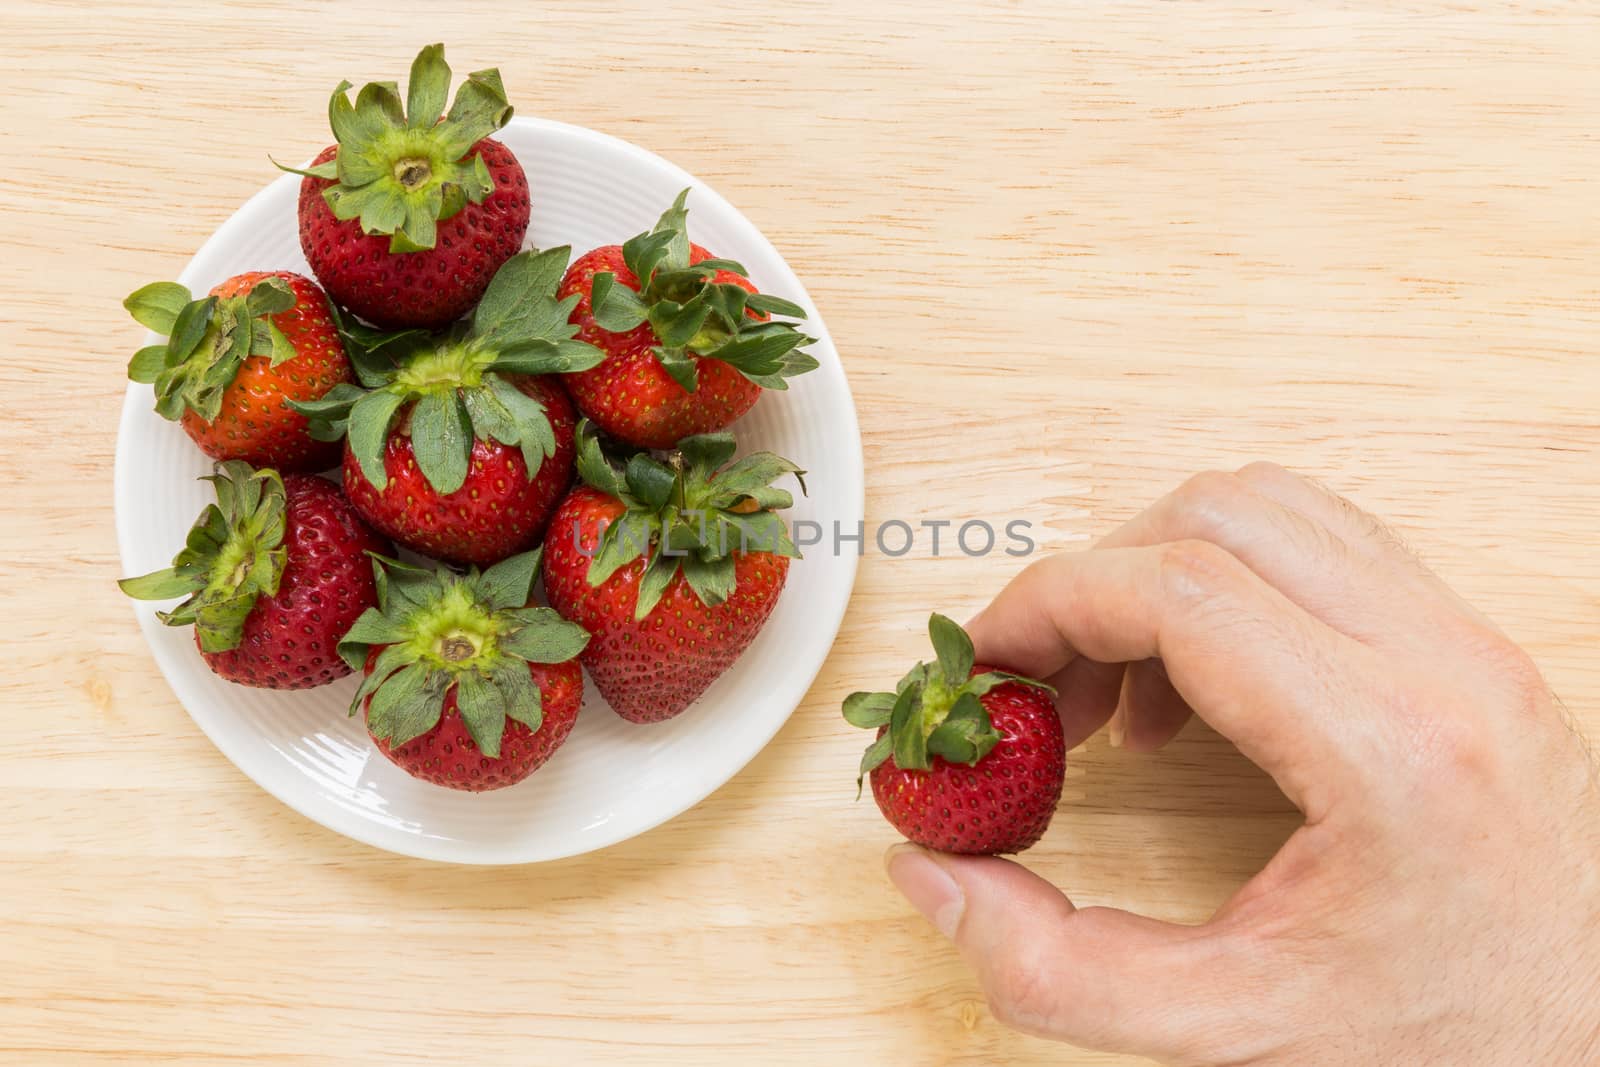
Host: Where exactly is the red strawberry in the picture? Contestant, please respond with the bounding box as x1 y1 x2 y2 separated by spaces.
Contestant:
124 271 352 471
292 248 602 566
543 422 803 723
557 189 819 449
118 462 392 690
340 550 590 791
341 375 576 565
846 614 1065 855
285 44 529 330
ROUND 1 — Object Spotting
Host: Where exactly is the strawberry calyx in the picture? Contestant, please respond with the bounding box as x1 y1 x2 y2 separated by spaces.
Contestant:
290 247 602 495
338 548 589 758
124 277 300 423
117 462 290 653
587 189 820 393
274 44 512 253
844 614 1056 791
571 419 805 621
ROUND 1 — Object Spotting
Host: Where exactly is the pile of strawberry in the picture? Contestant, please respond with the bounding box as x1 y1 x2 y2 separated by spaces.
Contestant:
120 46 815 793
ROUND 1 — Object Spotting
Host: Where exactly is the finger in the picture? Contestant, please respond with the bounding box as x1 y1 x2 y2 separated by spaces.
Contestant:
1097 469 1469 655
1233 461 1421 567
968 606 1124 748
965 541 1392 813
1116 658 1193 752
1232 461 1490 624
1048 656 1125 751
886 844 1244 1060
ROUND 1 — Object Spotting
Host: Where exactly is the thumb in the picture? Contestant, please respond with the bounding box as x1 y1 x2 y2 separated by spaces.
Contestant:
885 844 1247 1059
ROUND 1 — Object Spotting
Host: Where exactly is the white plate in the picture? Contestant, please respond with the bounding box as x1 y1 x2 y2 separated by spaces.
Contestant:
114 117 864 864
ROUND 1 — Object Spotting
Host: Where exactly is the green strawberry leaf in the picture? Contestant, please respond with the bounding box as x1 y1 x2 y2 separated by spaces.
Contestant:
117 567 196 601
337 608 413 662
590 273 649 333
681 552 735 607
347 390 406 490
455 669 507 759
624 455 677 511
857 732 894 794
124 282 193 334
346 642 418 709
495 660 543 732
265 322 298 367
167 296 217 362
368 661 445 747
478 549 540 611
408 390 472 496
242 277 296 319
632 550 679 621
841 691 897 729
677 432 738 479
928 613 975 684
925 692 1001 765
472 247 575 347
585 517 652 587
693 257 747 276
888 683 927 772
127 345 168 384
967 670 1057 698
500 608 590 663
406 43 450 130
653 346 699 393
745 292 806 319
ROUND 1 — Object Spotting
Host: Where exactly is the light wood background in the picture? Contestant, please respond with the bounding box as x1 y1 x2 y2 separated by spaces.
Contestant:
3 3 1597 1064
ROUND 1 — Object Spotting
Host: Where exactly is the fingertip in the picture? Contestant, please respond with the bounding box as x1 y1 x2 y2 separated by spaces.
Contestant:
885 843 965 939
1119 659 1193 753
1052 657 1125 751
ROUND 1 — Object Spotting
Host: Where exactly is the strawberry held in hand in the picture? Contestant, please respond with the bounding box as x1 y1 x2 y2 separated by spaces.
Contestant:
118 462 391 690
292 248 602 566
846 614 1064 855
558 189 819 448
340 550 589 792
284 44 529 330
125 272 352 471
543 422 803 723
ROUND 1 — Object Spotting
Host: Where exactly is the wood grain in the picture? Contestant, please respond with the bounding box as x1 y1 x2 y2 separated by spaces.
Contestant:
2 2 1597 1064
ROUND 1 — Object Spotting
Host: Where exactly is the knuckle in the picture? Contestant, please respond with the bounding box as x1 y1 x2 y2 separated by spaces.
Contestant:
1422 715 1498 779
1157 538 1244 603
1455 624 1551 720
1235 459 1292 484
985 951 1061 1034
1389 679 1502 782
1172 470 1251 525
1463 623 1544 683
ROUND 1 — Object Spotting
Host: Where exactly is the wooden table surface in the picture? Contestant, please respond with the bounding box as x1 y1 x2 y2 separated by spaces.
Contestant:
4 3 1597 1064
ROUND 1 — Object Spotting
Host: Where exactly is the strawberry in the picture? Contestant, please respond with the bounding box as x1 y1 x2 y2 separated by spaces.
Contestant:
339 550 590 791
124 271 352 471
118 462 391 690
291 248 602 566
282 44 529 330
542 421 803 723
845 614 1065 855
557 189 819 449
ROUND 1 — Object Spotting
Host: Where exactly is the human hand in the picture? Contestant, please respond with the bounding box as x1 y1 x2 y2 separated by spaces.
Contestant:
884 463 1600 1065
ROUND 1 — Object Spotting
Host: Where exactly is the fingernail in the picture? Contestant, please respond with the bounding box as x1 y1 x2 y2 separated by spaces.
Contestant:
885 843 964 939
1108 705 1126 748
